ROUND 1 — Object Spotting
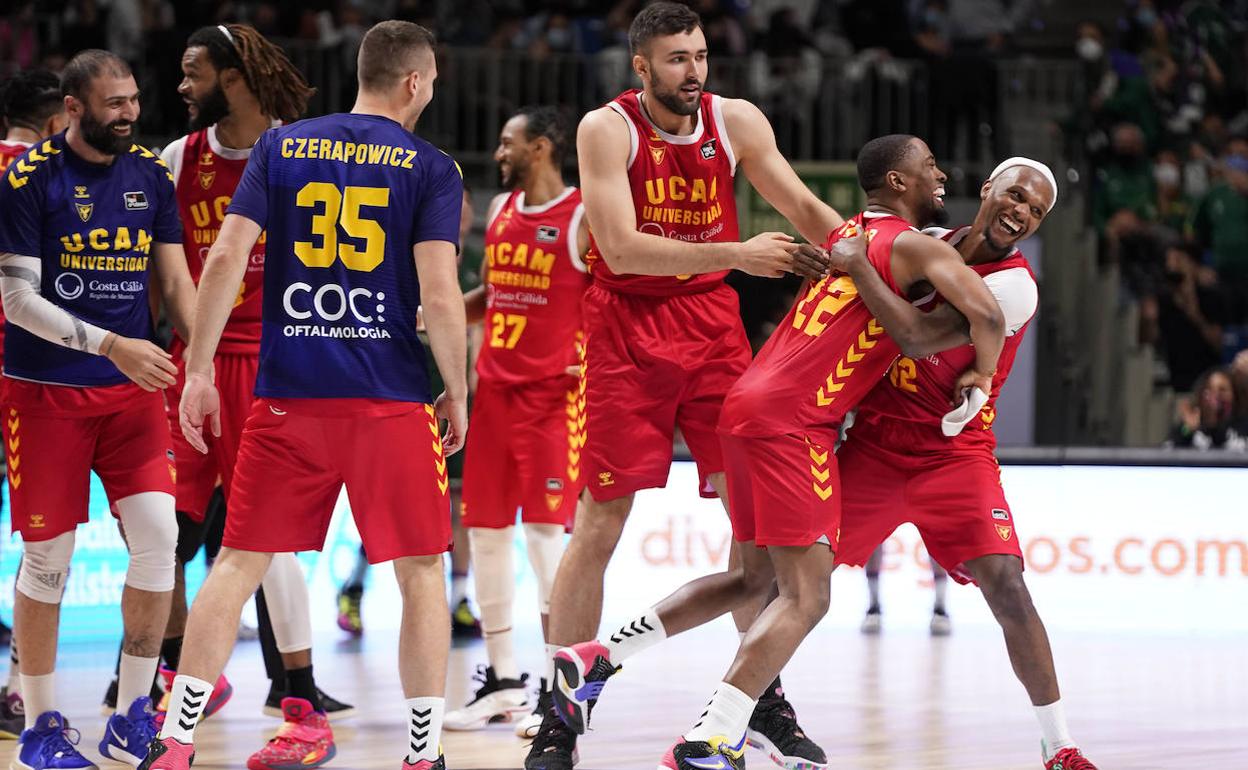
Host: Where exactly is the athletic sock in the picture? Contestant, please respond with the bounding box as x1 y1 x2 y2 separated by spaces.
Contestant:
20 672 54 730
684 682 755 745
867 574 881 611
932 569 948 614
117 653 159 712
1035 700 1076 759
286 665 323 712
450 573 470 608
405 697 445 762
601 609 667 663
7 643 20 695
160 636 184 671
545 644 558 686
159 674 213 743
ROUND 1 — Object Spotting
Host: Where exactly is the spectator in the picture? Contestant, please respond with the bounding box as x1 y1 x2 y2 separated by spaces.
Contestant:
1164 366 1246 450
1187 150 1248 320
1231 350 1248 424
1154 148 1192 233
1140 244 1229 391
1094 123 1156 248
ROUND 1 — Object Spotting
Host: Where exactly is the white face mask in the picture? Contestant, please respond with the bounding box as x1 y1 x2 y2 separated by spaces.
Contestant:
1154 163 1181 188
1076 37 1103 62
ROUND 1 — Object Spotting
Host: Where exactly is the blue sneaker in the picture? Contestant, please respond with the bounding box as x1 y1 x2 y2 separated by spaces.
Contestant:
14 711 98 770
99 697 159 767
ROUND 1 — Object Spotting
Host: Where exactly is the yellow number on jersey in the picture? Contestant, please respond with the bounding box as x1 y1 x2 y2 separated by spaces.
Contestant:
792 274 857 337
293 183 390 272
889 357 918 393
489 312 528 349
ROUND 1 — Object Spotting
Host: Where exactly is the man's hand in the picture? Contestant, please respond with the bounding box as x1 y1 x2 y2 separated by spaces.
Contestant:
790 243 832 280
106 334 178 391
735 232 801 278
179 371 221 455
826 228 868 275
435 391 469 456
952 366 994 407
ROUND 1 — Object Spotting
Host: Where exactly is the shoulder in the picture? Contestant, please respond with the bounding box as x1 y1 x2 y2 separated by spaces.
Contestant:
983 266 1038 331
128 143 176 184
718 97 769 138
2 136 63 191
486 192 511 228
579 106 630 137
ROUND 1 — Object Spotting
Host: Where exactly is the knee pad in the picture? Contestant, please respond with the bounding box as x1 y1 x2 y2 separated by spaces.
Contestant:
261 553 312 653
523 523 565 613
18 531 75 604
116 492 177 592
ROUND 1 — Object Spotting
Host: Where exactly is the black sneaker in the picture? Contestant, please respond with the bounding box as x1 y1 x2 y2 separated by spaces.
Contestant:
523 706 579 770
444 665 530 731
746 684 827 770
100 675 163 715
263 684 357 721
515 677 552 739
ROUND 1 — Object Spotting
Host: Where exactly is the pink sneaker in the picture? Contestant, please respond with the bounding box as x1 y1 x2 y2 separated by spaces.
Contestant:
136 736 195 770
247 698 335 770
551 640 618 735
156 668 234 721
401 757 445 770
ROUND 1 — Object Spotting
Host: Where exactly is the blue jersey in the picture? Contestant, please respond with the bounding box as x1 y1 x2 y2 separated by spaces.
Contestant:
0 134 181 386
227 114 463 403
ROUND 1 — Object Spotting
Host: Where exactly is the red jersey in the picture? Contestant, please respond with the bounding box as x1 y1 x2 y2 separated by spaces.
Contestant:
858 225 1037 451
477 187 590 384
160 126 266 355
0 139 32 370
584 89 739 296
719 212 917 437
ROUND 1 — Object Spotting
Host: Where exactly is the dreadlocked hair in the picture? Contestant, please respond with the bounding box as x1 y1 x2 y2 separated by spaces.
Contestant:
187 24 315 123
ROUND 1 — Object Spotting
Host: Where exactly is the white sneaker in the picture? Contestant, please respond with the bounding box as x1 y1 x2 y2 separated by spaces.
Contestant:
860 608 882 634
514 678 551 738
444 665 530 731
929 609 952 636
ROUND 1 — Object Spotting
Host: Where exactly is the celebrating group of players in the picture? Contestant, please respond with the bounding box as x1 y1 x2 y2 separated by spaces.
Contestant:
0 3 1097 770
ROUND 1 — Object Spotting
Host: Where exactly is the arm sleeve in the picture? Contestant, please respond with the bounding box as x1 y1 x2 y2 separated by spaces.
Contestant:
982 268 1038 336
225 130 271 227
0 253 110 354
413 152 464 249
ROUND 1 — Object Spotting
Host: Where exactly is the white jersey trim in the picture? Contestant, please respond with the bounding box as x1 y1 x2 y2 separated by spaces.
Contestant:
567 202 588 273
606 102 639 169
515 186 577 215
637 92 705 145
159 135 187 187
160 123 272 190
485 192 510 231
710 95 736 177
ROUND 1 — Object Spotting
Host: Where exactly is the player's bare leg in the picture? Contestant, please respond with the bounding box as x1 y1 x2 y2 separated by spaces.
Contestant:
547 494 633 646
394 555 450 768
13 591 59 721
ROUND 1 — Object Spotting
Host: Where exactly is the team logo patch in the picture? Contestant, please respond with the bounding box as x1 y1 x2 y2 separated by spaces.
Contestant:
75 202 93 222
54 272 84 301
700 138 717 160
991 508 1010 521
995 524 1013 542
536 225 560 243
124 191 149 210
30 514 45 529
199 171 215 190
597 471 614 487
74 185 89 198
648 144 666 166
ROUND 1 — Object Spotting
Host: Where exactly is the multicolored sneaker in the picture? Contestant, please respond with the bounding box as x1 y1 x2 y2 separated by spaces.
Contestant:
263 683 357 722
2 685 25 717
156 667 234 721
515 678 552 739
551 641 619 734
336 587 363 636
444 665 529 730
99 696 160 766
135 735 194 770
746 684 827 770
0 686 24 739
522 707 578 770
658 734 746 770
247 697 335 770
1044 746 1097 769
13 711 98 770
451 598 482 639
401 756 445 770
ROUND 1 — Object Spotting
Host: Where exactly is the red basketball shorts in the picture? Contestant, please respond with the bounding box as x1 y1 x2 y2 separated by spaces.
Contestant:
835 415 1024 583
461 375 583 530
2 378 174 542
166 352 258 519
582 283 751 502
224 398 453 563
721 426 842 549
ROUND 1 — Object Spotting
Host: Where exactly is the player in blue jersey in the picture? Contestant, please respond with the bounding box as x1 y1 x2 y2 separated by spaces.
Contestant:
0 51 197 770
142 21 468 770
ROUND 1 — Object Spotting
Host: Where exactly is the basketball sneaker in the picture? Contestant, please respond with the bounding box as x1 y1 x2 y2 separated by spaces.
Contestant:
247 697 335 770
522 707 578 770
1 687 24 739
1044 746 1097 769
402 757 445 770
99 696 160 766
451 598 482 639
746 683 827 770
859 606 882 634
263 683 356 721
155 667 233 721
100 676 164 716
551 641 620 734
515 678 552 739
135 736 194 770
929 608 952 636
13 711 97 770
658 734 746 770
336 587 363 636
445 665 529 730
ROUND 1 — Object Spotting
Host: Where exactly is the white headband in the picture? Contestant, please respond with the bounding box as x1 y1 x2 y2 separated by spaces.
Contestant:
989 156 1058 212
218 25 234 45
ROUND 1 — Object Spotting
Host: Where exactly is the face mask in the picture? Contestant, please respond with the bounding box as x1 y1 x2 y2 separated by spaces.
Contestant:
1154 163 1180 187
1136 6 1158 27
1076 37 1103 61
1184 159 1210 198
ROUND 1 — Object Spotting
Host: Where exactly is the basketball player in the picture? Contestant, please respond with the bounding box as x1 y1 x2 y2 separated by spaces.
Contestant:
150 24 354 765
0 68 67 741
142 21 466 770
526 5 843 769
828 158 1099 770
859 545 952 635
0 50 197 769
552 134 1009 770
444 106 589 735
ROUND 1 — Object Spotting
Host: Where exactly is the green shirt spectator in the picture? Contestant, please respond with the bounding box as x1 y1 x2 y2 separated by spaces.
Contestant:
1188 167 1248 283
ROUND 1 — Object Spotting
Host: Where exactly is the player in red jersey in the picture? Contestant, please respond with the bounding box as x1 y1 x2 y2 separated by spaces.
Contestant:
0 68 67 738
551 134 1009 770
829 158 1098 770
525 5 839 769
144 22 466 770
444 106 590 735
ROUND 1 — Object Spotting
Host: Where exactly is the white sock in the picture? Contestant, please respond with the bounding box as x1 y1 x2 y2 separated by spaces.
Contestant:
450 574 470 607
1035 700 1076 759
20 672 54 730
684 682 755 744
545 644 558 686
406 697 445 762
7 644 20 694
601 609 667 663
158 674 213 743
117 653 159 713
